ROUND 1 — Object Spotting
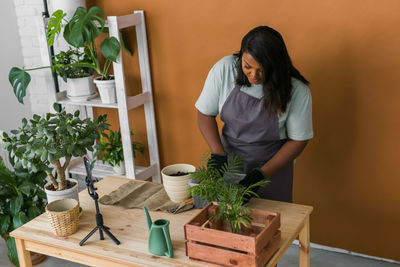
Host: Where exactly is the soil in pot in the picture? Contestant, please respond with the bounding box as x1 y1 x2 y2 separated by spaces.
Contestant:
45 180 76 191
169 172 189 176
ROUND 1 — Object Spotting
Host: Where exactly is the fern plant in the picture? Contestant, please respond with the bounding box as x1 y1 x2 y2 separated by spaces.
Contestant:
189 152 269 233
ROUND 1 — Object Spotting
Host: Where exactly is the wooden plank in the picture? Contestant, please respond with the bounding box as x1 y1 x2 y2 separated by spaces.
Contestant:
299 215 310 267
187 241 256 267
255 213 280 254
135 10 161 183
15 238 32 267
256 231 281 267
127 92 150 110
116 13 142 29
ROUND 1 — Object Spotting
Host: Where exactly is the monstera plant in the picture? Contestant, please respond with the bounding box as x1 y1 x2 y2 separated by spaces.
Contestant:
2 103 109 191
9 6 130 104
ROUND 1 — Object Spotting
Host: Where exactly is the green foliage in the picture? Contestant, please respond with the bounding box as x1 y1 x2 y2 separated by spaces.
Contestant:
53 47 94 81
189 152 269 233
94 129 145 167
9 6 132 104
2 103 109 190
0 158 47 266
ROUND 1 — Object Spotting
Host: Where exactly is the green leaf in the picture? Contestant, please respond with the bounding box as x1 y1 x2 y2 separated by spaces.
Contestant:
53 103 61 112
13 211 29 229
9 196 23 216
100 37 120 62
119 31 133 56
9 67 31 104
28 206 42 220
6 236 19 267
18 181 35 196
46 10 66 47
0 215 11 236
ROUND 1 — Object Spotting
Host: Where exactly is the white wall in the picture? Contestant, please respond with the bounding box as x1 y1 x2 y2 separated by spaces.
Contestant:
0 0 32 132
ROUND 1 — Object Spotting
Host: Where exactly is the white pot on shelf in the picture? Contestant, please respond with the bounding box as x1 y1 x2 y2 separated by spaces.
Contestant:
112 161 126 175
66 75 96 101
44 178 79 204
94 76 116 104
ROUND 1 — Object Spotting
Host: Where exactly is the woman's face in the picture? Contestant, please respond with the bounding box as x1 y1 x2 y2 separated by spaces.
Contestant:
241 52 263 85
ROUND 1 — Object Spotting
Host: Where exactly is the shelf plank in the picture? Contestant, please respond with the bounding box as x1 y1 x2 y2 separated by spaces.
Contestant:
56 91 118 109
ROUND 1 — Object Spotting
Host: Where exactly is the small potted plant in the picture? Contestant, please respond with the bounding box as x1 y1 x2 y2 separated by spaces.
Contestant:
2 103 109 203
185 153 281 266
52 47 96 101
94 129 145 175
0 158 48 266
9 6 131 104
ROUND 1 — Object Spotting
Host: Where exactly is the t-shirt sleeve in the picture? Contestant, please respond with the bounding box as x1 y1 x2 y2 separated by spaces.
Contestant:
286 83 313 140
195 62 222 116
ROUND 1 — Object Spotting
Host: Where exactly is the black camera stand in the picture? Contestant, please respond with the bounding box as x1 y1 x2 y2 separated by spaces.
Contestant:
79 157 120 246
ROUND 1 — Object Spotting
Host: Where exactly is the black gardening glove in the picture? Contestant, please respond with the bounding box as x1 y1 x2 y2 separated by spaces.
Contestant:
239 169 265 204
207 153 227 176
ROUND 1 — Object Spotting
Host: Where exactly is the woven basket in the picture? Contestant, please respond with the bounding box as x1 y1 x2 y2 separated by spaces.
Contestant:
46 198 79 237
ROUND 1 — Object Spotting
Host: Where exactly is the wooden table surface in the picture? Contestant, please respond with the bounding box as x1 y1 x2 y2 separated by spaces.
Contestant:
11 176 313 267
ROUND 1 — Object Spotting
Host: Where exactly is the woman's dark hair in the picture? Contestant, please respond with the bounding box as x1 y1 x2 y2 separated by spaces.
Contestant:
235 26 309 114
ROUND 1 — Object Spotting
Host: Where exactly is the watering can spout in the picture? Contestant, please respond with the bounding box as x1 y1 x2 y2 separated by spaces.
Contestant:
143 207 152 230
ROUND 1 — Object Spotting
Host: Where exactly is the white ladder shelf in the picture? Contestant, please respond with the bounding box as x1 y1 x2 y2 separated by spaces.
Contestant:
42 11 161 182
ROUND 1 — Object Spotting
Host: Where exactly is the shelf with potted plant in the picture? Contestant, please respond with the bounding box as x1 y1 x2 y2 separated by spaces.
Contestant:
9 6 161 182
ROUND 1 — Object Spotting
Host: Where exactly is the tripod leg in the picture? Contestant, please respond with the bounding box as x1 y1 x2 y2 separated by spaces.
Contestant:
99 227 104 240
79 226 99 246
101 226 121 245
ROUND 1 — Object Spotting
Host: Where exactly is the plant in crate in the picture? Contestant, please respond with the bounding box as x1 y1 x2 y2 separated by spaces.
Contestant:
93 129 145 175
2 103 109 202
9 6 132 104
0 157 47 266
189 153 269 233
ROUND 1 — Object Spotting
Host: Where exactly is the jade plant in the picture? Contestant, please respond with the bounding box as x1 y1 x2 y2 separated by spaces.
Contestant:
9 6 131 104
2 103 109 191
189 153 269 233
93 128 145 168
0 157 47 266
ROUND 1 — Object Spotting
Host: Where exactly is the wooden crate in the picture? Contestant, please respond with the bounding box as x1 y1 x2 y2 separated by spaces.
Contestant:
184 202 281 267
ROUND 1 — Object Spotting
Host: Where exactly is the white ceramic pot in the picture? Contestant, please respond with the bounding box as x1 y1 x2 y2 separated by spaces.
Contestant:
44 178 79 204
112 161 126 175
161 164 195 203
66 75 96 101
50 0 86 21
94 76 116 104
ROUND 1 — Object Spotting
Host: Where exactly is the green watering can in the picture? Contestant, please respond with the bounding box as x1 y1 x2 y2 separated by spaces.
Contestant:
143 207 174 258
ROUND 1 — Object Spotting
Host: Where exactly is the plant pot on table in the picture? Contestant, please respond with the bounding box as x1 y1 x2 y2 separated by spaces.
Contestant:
44 178 79 204
94 75 116 104
112 160 126 175
161 164 195 203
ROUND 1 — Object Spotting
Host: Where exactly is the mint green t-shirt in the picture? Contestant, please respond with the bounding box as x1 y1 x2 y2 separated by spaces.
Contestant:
195 55 313 141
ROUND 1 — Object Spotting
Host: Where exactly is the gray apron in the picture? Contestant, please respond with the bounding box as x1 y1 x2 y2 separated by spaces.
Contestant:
220 85 294 202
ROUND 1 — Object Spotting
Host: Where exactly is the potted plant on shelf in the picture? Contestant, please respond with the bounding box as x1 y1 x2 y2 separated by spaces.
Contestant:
93 129 145 175
185 153 281 267
0 157 48 266
2 103 109 203
9 6 131 104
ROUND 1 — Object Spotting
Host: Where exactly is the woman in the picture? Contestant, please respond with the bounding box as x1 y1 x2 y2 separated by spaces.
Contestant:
195 26 313 202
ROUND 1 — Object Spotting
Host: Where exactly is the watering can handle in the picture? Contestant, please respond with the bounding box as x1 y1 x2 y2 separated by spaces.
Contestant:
162 226 174 258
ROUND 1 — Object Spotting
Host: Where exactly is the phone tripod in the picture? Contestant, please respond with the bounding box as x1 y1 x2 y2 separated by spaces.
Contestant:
79 157 120 246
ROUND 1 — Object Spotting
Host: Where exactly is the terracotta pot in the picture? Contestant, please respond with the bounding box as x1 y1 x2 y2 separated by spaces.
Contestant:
3 234 46 265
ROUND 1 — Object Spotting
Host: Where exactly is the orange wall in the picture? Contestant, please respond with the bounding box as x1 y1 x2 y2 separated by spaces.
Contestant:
89 0 400 260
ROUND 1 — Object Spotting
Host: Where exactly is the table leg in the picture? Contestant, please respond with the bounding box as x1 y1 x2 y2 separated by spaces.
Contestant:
15 238 32 267
299 215 310 267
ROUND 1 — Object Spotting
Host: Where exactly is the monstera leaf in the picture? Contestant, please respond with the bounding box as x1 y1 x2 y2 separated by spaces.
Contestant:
9 67 31 104
46 9 66 47
100 37 121 62
64 6 105 48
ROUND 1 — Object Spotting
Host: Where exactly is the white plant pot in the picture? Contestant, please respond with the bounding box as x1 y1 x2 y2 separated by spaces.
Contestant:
50 0 86 21
66 75 96 101
94 76 116 104
161 164 195 203
44 178 79 204
112 161 126 175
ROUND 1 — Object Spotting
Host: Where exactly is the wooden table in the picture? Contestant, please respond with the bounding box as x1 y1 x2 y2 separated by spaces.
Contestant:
11 176 313 267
